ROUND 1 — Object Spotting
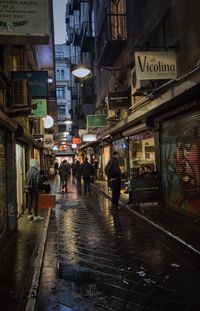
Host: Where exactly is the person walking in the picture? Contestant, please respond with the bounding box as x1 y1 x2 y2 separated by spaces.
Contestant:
71 160 76 184
54 161 59 175
105 151 121 210
25 159 43 221
81 157 94 194
74 160 82 193
59 160 71 192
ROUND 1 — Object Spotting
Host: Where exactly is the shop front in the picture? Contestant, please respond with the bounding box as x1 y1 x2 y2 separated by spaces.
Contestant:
161 109 200 217
128 132 156 178
101 144 110 180
0 129 7 239
112 138 128 182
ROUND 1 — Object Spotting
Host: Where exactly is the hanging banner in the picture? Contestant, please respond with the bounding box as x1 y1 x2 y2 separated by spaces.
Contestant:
87 115 107 127
135 51 177 80
0 0 49 44
30 99 47 118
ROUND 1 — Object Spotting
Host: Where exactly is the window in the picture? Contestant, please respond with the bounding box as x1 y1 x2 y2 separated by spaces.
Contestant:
56 69 60 80
55 51 64 59
58 108 66 115
56 87 65 98
61 69 65 79
58 124 66 132
111 0 126 40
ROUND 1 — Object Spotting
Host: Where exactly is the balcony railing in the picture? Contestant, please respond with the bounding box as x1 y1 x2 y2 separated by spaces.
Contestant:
97 13 127 66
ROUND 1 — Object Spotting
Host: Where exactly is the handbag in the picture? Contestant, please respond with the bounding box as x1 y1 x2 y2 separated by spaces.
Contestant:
38 194 56 209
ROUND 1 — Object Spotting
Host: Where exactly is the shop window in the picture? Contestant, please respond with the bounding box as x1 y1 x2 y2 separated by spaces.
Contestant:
129 135 156 177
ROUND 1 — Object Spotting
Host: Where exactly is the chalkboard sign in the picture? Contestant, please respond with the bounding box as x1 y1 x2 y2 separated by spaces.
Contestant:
131 176 159 203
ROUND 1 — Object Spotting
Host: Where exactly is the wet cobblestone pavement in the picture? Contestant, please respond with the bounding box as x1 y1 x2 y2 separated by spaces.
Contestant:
37 180 200 311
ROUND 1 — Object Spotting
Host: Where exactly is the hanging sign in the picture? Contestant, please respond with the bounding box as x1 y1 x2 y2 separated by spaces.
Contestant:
12 71 48 97
87 115 107 127
0 0 49 44
135 51 177 80
43 115 54 129
72 137 81 145
30 99 47 118
107 91 130 110
82 134 97 142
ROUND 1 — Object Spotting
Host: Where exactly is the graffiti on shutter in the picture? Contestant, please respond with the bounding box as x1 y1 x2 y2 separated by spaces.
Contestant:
161 111 200 216
0 142 6 237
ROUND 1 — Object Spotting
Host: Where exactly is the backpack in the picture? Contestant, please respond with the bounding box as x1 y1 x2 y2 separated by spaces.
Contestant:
25 171 34 192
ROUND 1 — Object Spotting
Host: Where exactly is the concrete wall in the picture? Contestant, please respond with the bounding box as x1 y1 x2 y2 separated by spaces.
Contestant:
127 0 200 73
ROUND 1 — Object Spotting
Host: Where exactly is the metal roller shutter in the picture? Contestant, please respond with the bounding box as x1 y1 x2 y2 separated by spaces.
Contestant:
161 110 200 216
0 130 7 239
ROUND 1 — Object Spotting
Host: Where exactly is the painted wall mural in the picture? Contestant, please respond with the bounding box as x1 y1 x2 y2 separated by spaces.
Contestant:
162 115 200 216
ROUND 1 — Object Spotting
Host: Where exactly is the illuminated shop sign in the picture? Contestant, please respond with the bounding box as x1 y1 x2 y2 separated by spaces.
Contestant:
82 134 97 142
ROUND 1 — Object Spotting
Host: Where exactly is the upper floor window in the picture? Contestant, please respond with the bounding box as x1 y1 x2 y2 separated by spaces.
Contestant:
55 51 64 59
56 87 65 99
56 69 60 80
111 0 126 40
61 69 65 79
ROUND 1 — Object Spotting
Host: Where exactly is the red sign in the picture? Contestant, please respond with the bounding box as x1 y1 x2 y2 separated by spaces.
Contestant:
72 137 81 145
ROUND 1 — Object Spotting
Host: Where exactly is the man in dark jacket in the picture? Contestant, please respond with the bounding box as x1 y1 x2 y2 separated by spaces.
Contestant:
81 157 94 194
74 160 82 193
59 160 71 192
105 151 121 209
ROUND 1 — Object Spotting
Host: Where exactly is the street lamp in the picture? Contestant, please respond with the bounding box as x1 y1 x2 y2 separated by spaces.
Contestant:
64 118 73 125
71 65 92 79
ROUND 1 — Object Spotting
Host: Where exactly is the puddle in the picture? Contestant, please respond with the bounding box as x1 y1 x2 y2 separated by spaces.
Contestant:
59 263 97 297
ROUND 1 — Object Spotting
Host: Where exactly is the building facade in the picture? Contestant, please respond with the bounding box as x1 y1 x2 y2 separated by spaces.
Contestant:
0 0 56 242
65 0 200 217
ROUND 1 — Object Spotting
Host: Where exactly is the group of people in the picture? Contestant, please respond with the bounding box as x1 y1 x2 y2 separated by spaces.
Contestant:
25 152 155 221
56 158 95 195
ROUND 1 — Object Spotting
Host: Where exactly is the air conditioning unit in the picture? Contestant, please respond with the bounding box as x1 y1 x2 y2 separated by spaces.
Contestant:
106 109 119 121
131 68 153 96
11 80 30 107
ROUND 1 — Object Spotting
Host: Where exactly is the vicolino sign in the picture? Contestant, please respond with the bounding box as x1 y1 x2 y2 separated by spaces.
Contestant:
135 51 177 80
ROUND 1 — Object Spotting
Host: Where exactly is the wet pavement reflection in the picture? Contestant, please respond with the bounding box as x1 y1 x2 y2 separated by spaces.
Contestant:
37 178 200 310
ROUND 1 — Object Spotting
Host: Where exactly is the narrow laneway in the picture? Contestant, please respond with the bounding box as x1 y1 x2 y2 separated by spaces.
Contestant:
37 178 200 311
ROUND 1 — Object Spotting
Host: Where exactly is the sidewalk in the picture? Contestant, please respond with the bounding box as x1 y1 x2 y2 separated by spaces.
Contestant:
92 180 200 255
0 206 51 311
